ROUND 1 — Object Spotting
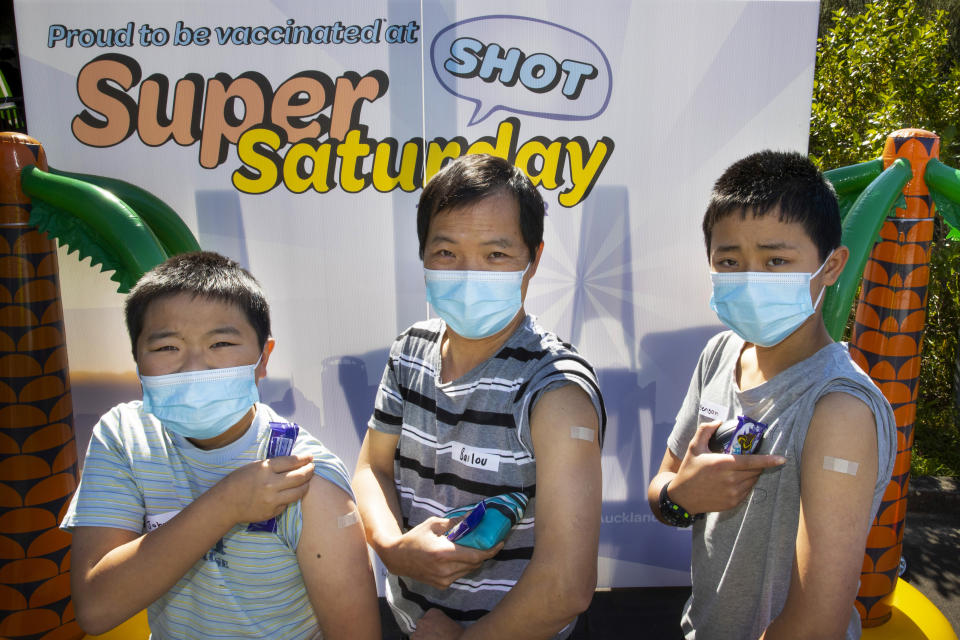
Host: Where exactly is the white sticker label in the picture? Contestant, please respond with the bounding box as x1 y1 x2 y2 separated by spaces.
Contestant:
144 509 180 533
570 426 594 442
451 442 500 472
823 456 859 476
337 510 360 528
699 400 727 422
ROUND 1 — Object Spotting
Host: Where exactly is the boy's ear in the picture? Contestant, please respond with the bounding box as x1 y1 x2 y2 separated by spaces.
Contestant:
256 338 276 381
822 246 850 287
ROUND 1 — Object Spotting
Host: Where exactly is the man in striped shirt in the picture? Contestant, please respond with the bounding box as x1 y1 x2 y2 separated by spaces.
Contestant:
354 155 606 640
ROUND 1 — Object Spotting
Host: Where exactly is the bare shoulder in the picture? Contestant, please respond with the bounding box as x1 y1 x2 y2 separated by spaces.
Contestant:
301 475 356 517
529 383 599 441
801 392 879 496
806 391 877 449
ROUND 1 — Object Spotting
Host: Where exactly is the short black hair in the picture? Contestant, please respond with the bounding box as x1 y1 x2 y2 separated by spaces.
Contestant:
125 251 271 359
417 154 544 262
702 150 841 261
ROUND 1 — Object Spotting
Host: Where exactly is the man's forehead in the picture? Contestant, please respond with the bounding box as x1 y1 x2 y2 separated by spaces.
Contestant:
427 192 522 240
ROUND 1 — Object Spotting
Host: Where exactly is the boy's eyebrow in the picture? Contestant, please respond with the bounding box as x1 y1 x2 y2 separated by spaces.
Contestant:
714 241 801 252
756 241 799 250
143 330 180 342
713 243 740 253
143 326 242 342
207 326 243 337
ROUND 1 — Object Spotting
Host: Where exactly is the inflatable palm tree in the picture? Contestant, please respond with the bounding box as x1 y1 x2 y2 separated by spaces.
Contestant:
0 131 198 640
821 128 960 634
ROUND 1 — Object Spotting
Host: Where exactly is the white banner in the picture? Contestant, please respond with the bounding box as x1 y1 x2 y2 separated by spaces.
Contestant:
14 0 819 587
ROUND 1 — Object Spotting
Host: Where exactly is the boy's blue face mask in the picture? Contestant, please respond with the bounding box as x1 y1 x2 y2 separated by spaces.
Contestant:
709 252 833 348
424 266 527 339
139 358 260 440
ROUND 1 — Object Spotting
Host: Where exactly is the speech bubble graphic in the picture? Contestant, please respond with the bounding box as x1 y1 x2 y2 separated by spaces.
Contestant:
431 15 612 126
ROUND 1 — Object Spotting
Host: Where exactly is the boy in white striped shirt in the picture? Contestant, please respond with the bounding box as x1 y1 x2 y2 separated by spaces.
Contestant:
62 251 380 639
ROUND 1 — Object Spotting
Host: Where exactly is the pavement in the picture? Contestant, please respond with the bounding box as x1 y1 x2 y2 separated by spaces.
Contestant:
379 476 960 638
900 476 960 633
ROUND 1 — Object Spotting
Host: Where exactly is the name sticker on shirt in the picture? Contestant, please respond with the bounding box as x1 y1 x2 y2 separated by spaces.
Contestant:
451 442 501 473
699 400 728 422
144 509 180 533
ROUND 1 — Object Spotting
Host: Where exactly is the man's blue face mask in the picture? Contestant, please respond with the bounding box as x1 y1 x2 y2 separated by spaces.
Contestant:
424 266 528 339
709 251 833 348
139 357 261 440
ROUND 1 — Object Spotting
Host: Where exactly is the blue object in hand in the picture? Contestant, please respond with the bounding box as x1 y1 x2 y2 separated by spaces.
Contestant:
444 492 529 550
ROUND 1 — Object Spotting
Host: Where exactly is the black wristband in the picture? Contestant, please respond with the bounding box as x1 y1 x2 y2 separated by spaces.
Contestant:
659 480 696 528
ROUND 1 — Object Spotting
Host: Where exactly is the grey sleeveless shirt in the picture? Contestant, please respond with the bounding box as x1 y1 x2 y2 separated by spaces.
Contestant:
667 332 896 639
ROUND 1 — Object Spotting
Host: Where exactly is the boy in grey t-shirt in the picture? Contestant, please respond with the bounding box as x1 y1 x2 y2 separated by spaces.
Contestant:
647 151 896 639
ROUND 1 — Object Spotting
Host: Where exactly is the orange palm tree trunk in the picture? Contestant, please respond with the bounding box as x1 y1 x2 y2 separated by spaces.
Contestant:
849 128 938 627
0 132 82 640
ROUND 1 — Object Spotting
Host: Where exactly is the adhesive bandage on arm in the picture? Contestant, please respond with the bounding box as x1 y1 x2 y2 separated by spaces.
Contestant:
337 510 360 528
823 455 859 476
570 426 594 442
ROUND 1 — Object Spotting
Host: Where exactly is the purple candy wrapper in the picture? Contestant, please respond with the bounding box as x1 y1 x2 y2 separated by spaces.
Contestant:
446 501 486 542
248 422 301 533
725 415 767 455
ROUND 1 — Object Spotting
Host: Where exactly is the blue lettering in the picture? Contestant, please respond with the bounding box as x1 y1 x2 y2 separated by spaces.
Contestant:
477 44 522 85
48 25 66 47
518 53 560 93
444 37 484 76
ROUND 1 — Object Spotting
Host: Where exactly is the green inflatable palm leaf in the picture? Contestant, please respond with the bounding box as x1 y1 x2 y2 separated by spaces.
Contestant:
824 159 884 223
822 158 913 340
925 159 960 240
48 167 201 256
21 166 170 293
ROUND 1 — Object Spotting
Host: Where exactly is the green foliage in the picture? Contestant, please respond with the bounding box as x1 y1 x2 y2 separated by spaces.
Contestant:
811 0 960 476
914 228 960 475
810 0 960 170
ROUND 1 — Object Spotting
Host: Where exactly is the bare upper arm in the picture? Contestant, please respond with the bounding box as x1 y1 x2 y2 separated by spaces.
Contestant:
774 391 879 636
297 476 379 639
528 384 602 596
799 392 879 534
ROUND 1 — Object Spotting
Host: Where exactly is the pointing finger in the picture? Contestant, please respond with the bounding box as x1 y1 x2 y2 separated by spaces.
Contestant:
267 454 314 472
731 454 787 470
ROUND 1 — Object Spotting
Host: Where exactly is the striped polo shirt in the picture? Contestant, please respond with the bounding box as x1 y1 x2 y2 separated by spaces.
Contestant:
62 401 352 639
369 315 605 637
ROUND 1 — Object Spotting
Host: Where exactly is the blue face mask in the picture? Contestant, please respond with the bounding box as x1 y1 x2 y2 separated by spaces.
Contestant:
140 358 261 440
424 266 527 339
709 252 832 348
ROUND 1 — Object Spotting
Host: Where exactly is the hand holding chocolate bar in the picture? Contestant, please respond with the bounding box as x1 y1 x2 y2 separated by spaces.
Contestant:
208 424 313 528
249 422 303 532
668 420 787 514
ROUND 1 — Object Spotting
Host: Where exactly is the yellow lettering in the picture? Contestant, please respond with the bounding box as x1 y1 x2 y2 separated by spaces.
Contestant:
336 129 372 192
425 140 463 183
371 140 422 192
560 137 614 207
515 137 563 189
283 141 335 193
232 127 282 194
466 118 517 159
